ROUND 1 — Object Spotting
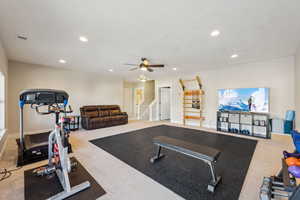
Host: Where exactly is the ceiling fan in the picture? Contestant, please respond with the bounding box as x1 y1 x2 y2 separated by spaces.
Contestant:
124 58 164 72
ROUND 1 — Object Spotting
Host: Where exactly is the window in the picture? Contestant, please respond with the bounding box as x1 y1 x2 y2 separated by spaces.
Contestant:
0 72 4 131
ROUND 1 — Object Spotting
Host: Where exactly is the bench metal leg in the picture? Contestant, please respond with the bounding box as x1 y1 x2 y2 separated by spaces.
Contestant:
150 145 165 163
207 161 222 193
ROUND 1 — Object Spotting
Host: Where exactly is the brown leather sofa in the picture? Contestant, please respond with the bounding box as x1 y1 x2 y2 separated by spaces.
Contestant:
80 105 128 130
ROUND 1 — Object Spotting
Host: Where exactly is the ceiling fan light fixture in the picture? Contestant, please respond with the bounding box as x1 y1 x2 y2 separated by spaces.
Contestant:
138 75 147 82
143 60 149 65
126 57 164 72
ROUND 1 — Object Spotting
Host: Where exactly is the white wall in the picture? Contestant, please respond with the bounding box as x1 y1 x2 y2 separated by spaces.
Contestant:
8 61 123 133
6 56 296 132
295 48 300 129
153 57 295 129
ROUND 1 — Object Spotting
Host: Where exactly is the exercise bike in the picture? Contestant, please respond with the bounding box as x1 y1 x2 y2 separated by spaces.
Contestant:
17 89 72 166
33 103 91 200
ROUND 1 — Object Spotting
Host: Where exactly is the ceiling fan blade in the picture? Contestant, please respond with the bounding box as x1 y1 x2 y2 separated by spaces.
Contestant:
129 67 139 71
124 63 138 66
148 64 164 68
147 68 154 72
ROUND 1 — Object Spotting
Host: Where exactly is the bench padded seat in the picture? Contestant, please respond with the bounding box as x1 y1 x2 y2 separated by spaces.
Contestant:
153 136 220 162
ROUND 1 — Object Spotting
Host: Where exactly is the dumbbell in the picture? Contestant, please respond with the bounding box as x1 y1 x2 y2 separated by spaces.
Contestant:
260 177 272 200
285 157 300 166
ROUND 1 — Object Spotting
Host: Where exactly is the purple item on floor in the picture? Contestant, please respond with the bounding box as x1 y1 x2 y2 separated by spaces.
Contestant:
283 151 300 158
288 166 300 178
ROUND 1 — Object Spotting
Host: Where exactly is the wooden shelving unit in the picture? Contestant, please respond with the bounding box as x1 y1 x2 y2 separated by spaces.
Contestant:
179 76 205 127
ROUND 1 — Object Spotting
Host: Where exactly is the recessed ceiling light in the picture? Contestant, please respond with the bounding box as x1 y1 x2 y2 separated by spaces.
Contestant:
79 36 88 42
59 59 66 64
210 30 220 37
108 69 113 72
172 67 177 71
231 54 239 58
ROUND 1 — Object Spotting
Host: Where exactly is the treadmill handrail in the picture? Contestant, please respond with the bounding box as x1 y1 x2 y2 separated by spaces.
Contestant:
35 105 73 115
19 89 69 105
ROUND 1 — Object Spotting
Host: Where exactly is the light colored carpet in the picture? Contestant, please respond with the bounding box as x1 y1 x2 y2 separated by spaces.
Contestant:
0 121 294 200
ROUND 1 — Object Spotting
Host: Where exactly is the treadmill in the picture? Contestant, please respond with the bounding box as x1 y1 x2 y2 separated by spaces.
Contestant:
16 89 72 166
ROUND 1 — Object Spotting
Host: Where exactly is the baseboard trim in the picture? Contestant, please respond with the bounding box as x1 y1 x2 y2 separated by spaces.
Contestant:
170 120 182 124
271 132 290 136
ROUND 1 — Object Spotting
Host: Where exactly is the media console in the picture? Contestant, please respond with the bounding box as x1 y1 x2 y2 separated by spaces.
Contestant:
217 110 270 139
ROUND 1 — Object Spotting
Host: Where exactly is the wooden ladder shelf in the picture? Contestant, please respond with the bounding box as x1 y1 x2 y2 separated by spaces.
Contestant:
179 76 205 127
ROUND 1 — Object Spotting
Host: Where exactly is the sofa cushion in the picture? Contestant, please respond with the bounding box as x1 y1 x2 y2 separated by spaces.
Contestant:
85 110 99 118
110 109 121 116
111 115 127 120
99 105 120 111
91 116 114 122
91 115 127 122
90 117 105 123
83 106 99 111
99 110 110 117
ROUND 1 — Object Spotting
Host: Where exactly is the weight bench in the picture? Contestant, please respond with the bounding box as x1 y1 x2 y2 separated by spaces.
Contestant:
150 136 222 193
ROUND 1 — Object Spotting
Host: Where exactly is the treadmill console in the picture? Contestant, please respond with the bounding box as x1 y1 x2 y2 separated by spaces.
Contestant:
20 89 69 105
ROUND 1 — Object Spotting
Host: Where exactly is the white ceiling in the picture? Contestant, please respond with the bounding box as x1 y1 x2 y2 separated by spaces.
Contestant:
0 0 300 80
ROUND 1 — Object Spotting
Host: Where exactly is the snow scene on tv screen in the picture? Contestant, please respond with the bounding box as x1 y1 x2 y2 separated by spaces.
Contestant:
218 88 269 112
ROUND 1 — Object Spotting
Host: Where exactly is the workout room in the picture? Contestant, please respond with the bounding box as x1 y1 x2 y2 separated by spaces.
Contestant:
0 1 300 200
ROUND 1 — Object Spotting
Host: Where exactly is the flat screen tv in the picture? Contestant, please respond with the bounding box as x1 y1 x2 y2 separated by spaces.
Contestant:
218 88 269 113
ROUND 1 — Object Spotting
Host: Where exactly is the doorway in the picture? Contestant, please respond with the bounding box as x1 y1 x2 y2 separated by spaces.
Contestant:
159 87 171 121
123 88 134 118
123 87 144 120
134 88 144 119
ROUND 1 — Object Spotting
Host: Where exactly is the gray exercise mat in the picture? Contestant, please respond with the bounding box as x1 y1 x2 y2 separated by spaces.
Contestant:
90 125 257 200
24 157 106 200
